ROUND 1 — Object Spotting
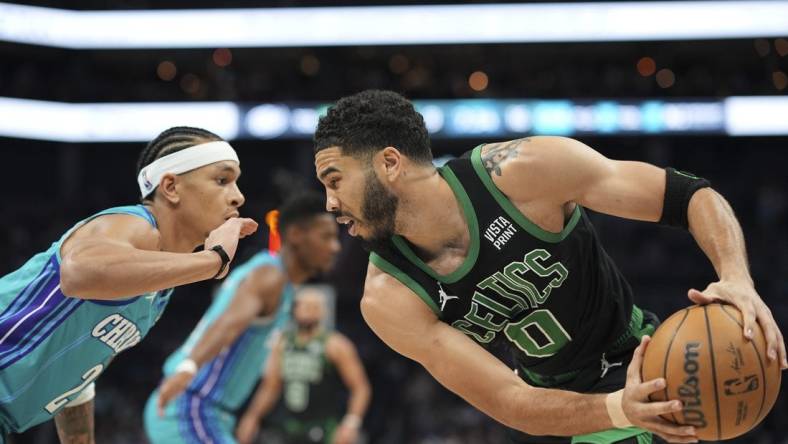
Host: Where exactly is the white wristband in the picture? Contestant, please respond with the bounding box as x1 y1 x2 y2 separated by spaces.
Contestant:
605 390 633 428
175 358 199 375
341 413 362 429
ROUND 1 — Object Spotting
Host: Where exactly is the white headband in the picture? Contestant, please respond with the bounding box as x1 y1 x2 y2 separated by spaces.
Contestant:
137 141 240 197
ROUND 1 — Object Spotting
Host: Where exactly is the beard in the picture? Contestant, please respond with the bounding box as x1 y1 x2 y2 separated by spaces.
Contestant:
358 168 399 252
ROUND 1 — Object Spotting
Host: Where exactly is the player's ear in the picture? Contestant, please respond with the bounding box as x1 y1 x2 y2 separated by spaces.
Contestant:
284 224 305 246
158 173 180 205
380 146 402 182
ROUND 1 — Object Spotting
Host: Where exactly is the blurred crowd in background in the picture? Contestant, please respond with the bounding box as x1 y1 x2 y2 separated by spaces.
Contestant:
1 0 787 443
3 39 787 103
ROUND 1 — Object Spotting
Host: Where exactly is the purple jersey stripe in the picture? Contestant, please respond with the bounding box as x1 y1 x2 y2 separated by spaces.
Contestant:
207 331 252 403
0 279 64 353
0 298 83 370
194 331 248 404
0 292 73 361
0 259 57 322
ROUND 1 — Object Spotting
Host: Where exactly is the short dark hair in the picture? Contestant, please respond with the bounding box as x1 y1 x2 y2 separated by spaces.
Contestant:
314 90 432 164
278 191 328 235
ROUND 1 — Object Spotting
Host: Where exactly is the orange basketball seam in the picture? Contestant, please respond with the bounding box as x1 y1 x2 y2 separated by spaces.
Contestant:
662 308 690 425
719 303 768 429
703 305 722 441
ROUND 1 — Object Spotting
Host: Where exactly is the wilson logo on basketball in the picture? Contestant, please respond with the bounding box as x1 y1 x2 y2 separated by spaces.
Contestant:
678 341 708 428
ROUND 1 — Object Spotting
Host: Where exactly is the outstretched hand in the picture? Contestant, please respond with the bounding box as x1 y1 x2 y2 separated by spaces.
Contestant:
204 217 258 278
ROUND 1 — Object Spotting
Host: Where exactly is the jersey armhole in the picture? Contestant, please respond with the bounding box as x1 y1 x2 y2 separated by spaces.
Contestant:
468 144 582 243
55 208 157 265
369 253 442 318
58 207 161 306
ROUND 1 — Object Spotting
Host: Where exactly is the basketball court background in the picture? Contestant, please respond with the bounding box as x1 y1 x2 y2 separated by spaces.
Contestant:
0 1 786 443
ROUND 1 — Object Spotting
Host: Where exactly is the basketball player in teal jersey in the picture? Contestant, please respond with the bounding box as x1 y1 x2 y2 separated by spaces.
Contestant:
312 91 787 444
235 288 371 444
144 192 340 444
0 126 257 443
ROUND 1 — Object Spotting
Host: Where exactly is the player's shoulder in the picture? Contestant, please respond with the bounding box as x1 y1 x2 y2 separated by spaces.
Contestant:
362 260 437 325
325 331 354 357
67 209 161 251
480 136 583 170
364 259 393 288
479 136 592 203
363 260 407 304
242 262 287 292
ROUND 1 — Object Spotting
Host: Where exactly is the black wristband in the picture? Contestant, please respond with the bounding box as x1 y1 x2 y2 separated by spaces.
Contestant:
210 245 230 279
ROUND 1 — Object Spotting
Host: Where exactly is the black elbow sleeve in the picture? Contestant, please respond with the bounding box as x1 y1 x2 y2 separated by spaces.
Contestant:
659 167 711 229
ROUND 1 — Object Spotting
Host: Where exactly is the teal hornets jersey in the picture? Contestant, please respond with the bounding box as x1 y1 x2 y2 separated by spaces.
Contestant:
162 252 294 411
0 205 172 433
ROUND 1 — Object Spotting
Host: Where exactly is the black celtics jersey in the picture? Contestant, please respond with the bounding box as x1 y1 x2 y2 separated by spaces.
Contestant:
279 330 344 423
370 145 640 380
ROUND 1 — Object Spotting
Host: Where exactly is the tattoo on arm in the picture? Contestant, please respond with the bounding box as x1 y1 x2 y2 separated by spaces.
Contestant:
480 138 529 177
54 401 95 444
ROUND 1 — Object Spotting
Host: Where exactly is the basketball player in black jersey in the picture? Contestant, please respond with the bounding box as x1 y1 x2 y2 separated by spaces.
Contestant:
236 288 371 444
312 90 786 444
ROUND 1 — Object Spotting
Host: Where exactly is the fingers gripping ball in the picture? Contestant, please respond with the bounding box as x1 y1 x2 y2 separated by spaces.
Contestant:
641 303 781 440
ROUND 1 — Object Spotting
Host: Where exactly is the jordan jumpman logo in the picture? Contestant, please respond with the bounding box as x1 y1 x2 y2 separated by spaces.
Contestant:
600 353 623 378
437 282 459 311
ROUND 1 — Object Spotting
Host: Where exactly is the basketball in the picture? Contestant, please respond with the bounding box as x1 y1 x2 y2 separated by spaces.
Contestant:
642 303 782 440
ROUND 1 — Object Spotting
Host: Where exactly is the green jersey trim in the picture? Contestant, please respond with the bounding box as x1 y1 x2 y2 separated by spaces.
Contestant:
470 144 582 243
570 426 651 444
390 164 480 284
611 305 655 352
369 253 442 317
